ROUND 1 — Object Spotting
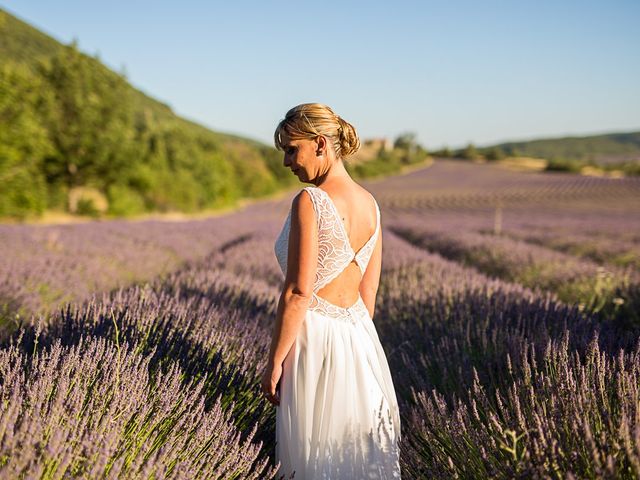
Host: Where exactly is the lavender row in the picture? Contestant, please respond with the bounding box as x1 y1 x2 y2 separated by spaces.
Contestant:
3 225 639 477
401 331 640 478
367 159 640 212
378 204 640 271
367 159 640 274
172 227 640 475
388 217 639 326
499 227 640 270
0 201 290 332
0 330 278 479
373 232 640 478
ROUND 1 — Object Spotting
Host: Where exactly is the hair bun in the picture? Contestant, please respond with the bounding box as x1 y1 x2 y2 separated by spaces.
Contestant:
274 103 360 159
336 116 360 157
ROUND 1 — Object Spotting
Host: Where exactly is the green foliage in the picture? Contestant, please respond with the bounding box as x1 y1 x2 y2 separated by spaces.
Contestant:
431 146 452 157
461 142 479 160
107 184 147 217
349 150 402 178
620 162 640 176
347 135 428 179
393 132 417 151
392 132 429 165
0 10 292 219
0 62 52 218
484 147 505 161
224 142 279 199
37 41 137 190
544 155 640 176
260 145 296 185
75 198 100 217
0 8 62 65
490 131 640 165
544 157 583 173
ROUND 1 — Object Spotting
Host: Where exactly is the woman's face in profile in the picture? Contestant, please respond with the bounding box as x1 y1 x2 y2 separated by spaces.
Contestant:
281 135 321 183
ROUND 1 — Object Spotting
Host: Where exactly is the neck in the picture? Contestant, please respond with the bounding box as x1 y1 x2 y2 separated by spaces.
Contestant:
312 158 352 187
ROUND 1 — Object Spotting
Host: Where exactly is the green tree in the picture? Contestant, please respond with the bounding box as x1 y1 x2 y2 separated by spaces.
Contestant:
394 132 417 151
461 142 479 160
37 40 136 193
485 147 505 161
0 62 52 218
433 146 452 157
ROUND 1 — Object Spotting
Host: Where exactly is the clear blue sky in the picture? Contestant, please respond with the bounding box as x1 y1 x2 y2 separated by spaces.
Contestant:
3 0 639 149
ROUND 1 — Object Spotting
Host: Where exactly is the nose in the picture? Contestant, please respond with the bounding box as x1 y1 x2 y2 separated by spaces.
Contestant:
283 155 291 168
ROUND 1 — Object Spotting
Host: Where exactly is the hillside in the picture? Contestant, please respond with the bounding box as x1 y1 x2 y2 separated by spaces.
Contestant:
441 130 640 175
489 131 640 165
0 7 296 220
0 8 433 221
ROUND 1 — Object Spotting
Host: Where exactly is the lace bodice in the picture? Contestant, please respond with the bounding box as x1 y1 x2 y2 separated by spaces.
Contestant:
274 186 381 322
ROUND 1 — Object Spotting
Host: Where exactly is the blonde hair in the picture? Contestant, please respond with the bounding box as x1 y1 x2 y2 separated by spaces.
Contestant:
274 103 360 159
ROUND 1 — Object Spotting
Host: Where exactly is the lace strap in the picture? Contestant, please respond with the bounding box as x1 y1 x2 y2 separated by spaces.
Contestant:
354 198 380 271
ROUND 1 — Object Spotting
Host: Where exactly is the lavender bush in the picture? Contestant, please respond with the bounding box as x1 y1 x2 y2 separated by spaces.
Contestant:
389 221 639 327
0 203 287 336
0 159 638 478
401 331 640 479
0 329 278 479
499 227 640 270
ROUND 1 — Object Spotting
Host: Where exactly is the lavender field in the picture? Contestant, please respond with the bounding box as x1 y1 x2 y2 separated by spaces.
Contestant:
1 159 640 478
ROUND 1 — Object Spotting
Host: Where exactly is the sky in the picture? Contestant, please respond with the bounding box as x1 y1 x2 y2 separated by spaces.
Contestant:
3 0 639 150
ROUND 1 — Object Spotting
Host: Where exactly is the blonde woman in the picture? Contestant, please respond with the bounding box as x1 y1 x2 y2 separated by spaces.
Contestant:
263 103 401 478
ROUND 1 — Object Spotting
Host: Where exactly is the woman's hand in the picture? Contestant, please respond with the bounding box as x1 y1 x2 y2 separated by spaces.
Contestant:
260 360 282 406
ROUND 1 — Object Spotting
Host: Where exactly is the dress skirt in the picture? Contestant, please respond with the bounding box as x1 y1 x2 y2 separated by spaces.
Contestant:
275 295 402 479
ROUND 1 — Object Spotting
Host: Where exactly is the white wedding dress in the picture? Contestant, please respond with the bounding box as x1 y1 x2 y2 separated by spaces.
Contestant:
273 185 402 479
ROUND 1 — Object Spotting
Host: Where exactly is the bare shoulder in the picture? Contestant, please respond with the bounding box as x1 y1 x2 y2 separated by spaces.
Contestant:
359 185 377 203
324 180 374 204
351 183 378 212
290 188 316 223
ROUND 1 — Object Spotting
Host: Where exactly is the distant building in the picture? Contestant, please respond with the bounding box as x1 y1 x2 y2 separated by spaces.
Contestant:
363 138 393 152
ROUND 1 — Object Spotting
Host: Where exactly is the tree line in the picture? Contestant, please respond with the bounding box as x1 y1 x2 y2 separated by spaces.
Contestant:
0 41 296 219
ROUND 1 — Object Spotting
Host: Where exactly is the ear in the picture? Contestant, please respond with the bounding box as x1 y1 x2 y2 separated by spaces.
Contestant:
315 135 326 155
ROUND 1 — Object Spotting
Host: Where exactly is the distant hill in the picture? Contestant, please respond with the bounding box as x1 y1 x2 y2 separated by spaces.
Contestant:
442 131 640 175
487 131 640 165
0 8 295 220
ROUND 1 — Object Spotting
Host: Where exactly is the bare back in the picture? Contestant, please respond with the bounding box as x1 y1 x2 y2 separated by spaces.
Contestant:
274 181 383 318
313 182 381 309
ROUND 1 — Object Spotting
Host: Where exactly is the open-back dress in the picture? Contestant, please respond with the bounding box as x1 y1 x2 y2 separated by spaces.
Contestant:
273 185 401 479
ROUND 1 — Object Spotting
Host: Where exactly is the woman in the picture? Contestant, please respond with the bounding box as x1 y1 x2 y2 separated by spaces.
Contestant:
262 103 401 479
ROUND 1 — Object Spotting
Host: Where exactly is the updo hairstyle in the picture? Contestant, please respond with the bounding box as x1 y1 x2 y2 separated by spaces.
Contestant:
274 103 360 159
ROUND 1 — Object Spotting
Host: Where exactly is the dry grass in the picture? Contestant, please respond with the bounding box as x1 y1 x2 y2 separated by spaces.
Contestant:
495 156 548 172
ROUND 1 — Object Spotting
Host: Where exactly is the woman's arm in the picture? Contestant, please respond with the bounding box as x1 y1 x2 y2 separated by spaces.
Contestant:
359 230 382 319
267 189 318 367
